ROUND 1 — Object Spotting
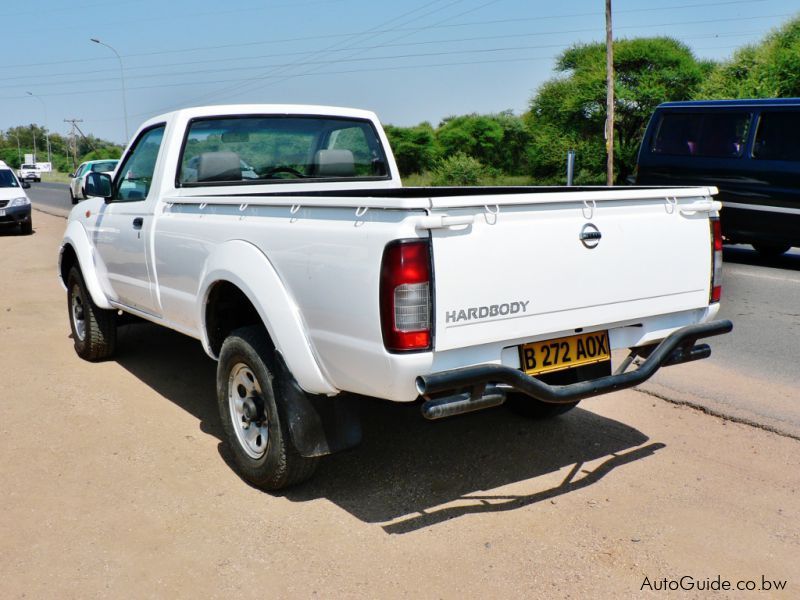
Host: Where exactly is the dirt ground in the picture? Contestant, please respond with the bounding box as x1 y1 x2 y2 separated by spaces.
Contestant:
1 212 797 599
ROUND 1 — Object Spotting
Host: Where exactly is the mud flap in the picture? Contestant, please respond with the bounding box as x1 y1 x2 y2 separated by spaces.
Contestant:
273 352 362 457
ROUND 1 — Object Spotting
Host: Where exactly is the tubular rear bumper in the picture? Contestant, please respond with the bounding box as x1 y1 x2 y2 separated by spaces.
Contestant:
416 320 732 417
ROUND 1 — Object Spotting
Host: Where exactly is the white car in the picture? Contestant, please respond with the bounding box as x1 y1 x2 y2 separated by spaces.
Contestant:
69 159 118 204
17 163 41 183
0 161 32 234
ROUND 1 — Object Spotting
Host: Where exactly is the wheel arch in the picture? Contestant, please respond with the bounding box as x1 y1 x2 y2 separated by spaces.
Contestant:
198 240 337 396
59 221 113 310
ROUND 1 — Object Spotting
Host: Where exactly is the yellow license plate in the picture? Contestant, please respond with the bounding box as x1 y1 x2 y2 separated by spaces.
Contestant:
518 331 610 376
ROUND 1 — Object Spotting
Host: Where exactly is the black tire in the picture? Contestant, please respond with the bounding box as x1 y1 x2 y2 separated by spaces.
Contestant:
753 243 790 258
505 361 610 419
69 189 77 205
217 326 318 490
19 220 32 235
66 266 117 361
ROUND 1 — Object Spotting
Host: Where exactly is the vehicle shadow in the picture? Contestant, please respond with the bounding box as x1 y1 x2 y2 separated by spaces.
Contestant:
723 245 800 271
113 322 662 535
0 227 34 237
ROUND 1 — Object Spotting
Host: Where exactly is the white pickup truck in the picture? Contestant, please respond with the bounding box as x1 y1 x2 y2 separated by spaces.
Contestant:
59 104 731 489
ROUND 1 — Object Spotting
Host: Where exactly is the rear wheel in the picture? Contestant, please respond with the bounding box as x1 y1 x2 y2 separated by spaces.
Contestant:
217 326 318 490
505 361 610 419
69 188 77 205
505 396 580 419
66 266 116 361
753 243 790 258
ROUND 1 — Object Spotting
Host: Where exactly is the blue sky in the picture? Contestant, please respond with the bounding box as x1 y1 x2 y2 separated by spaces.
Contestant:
2 0 796 143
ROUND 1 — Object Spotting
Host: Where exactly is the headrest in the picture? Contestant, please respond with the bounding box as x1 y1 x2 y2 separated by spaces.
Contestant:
314 149 355 177
197 151 241 182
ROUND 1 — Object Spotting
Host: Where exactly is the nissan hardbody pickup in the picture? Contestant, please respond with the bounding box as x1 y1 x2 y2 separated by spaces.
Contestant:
59 104 731 489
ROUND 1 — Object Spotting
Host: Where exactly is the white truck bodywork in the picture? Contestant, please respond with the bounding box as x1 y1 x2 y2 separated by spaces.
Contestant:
60 105 724 402
58 104 731 488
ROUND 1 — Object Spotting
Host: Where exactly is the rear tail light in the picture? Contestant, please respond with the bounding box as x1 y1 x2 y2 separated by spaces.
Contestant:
380 240 432 352
710 217 723 303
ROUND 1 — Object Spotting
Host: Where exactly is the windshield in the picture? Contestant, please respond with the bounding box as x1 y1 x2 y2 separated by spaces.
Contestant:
91 161 118 173
179 116 389 185
0 169 21 188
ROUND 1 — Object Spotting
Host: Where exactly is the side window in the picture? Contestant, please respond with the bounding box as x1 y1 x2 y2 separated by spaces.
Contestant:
753 111 800 161
113 125 166 202
652 112 750 158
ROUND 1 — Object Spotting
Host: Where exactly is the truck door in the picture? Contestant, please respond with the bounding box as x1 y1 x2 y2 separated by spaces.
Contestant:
93 124 165 315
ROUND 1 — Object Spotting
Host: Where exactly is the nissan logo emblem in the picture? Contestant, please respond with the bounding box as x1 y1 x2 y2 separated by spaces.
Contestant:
580 223 602 249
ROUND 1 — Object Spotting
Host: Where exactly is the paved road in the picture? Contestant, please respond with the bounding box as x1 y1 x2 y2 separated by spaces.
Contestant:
3 211 798 598
640 245 800 437
27 181 72 218
27 184 799 436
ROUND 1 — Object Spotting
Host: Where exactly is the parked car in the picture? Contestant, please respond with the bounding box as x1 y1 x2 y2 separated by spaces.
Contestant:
69 159 118 204
636 98 800 257
0 161 32 234
17 163 41 183
60 104 731 490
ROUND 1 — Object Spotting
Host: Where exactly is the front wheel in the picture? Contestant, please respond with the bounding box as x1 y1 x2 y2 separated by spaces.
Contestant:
66 266 116 361
217 326 318 490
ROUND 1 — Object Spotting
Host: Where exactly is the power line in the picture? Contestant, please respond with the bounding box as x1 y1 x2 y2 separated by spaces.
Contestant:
4 15 790 96
5 0 771 71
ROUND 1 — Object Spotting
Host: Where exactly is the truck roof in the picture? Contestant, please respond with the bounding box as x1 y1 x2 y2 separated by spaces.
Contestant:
658 98 800 109
140 104 381 131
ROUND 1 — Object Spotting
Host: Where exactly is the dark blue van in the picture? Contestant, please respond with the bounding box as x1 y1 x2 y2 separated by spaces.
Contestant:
636 98 800 256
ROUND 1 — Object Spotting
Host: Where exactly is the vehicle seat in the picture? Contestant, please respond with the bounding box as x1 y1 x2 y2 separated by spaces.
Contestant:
196 151 242 182
313 149 355 177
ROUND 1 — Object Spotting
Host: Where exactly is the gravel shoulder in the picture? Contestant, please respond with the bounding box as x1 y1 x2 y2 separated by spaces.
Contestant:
1 212 797 598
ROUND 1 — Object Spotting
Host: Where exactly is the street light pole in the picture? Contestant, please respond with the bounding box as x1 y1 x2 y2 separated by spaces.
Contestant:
26 91 51 164
90 37 129 141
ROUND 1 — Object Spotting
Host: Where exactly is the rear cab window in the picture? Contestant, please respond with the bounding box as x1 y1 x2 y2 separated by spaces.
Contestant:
651 112 751 158
177 116 390 186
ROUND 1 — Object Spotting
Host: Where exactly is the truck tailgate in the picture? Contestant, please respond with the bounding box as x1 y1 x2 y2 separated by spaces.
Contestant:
430 193 714 351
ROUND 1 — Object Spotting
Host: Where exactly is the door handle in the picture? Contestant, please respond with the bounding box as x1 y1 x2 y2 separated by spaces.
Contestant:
132 217 144 230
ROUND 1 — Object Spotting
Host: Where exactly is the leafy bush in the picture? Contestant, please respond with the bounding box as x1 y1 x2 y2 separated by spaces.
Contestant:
430 152 485 186
384 122 438 175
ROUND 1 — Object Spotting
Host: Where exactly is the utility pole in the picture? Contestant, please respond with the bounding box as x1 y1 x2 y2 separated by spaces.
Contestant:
64 118 84 169
605 0 615 186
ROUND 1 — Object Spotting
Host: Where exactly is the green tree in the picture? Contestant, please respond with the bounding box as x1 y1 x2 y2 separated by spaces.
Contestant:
699 17 800 98
436 114 503 168
527 37 705 183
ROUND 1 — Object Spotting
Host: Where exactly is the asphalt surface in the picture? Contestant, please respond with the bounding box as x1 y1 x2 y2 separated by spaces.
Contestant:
26 182 800 437
28 181 72 218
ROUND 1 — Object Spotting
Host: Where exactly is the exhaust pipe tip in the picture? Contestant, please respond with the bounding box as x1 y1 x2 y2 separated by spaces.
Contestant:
415 376 427 396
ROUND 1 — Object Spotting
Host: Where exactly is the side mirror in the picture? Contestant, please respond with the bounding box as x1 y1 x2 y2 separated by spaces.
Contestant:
21 181 31 189
85 171 113 200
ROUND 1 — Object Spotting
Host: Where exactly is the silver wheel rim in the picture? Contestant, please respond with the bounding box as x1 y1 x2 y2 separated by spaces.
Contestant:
71 285 87 341
228 362 269 459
